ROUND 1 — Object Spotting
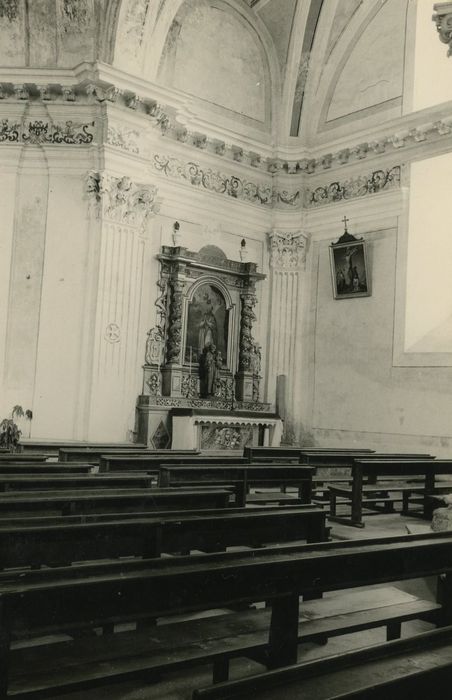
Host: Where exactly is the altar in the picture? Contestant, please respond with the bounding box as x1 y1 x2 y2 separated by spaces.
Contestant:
135 240 282 449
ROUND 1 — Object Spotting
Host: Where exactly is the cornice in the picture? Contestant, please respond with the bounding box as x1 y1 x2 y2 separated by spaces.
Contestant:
1 65 452 179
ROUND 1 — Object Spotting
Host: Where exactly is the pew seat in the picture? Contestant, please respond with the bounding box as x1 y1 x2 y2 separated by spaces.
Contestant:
6 587 438 697
193 625 452 700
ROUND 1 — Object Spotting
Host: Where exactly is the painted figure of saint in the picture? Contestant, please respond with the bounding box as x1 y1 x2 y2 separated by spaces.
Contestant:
198 301 217 356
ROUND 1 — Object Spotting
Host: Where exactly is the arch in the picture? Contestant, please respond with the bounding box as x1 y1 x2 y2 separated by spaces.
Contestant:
112 0 280 134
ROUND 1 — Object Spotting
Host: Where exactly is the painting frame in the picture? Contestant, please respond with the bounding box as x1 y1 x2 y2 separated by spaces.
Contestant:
329 236 371 300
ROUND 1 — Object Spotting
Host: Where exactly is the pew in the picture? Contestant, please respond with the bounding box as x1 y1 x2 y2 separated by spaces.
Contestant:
192 626 452 699
329 458 452 527
243 447 375 463
99 454 248 472
299 451 432 467
0 532 446 698
0 454 51 462
0 505 328 569
158 465 316 507
0 487 232 517
60 448 200 463
22 440 147 454
0 474 156 492
0 463 93 475
0 502 321 527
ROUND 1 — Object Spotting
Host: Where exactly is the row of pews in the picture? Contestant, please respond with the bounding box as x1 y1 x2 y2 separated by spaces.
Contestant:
0 443 452 698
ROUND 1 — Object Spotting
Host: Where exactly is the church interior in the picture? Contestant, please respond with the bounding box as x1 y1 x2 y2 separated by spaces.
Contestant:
3 0 452 697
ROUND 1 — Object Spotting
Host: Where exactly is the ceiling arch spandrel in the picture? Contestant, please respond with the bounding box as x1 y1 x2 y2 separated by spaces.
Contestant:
112 0 278 134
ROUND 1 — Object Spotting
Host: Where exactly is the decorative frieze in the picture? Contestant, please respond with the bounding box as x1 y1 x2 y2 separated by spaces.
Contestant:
433 3 452 56
306 166 401 208
151 152 294 209
85 171 160 231
269 231 308 270
0 118 95 145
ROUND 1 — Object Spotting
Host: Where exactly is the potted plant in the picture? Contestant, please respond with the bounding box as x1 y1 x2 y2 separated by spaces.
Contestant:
0 405 30 452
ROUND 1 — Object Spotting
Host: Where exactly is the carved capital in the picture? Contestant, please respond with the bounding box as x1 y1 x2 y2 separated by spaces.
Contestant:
268 231 308 270
433 3 452 56
85 171 161 231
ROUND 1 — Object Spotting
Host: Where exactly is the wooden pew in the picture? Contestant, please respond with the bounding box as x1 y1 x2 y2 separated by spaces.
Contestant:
0 532 446 698
243 447 375 463
22 441 147 454
158 465 316 507
299 451 432 467
0 487 232 517
0 503 321 527
192 626 452 700
60 448 200 463
329 458 452 527
0 463 93 475
0 454 51 463
99 454 248 472
0 506 328 569
0 474 156 492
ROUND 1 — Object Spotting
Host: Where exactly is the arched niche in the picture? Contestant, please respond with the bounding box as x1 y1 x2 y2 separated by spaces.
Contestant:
182 279 234 369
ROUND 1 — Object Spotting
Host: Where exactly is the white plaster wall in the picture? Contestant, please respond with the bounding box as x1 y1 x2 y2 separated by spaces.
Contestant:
305 223 452 455
31 173 92 439
0 172 18 418
326 0 406 122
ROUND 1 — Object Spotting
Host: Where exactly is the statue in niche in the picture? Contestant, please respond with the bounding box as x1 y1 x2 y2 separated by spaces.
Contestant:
185 283 228 365
198 299 217 357
199 344 221 397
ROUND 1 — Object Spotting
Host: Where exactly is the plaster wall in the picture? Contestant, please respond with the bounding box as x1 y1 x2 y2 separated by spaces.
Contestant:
306 218 452 456
32 173 92 439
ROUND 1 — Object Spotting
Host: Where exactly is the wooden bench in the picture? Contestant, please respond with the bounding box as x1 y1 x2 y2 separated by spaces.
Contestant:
299 451 432 467
0 463 93 475
0 506 328 569
60 448 200 463
329 459 452 527
99 454 249 472
243 447 375 463
0 474 157 492
0 454 52 463
192 625 452 699
21 441 147 454
0 531 447 698
0 487 232 518
0 474 156 493
158 465 316 507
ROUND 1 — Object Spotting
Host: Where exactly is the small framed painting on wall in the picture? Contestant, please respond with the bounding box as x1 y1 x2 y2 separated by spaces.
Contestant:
329 224 370 300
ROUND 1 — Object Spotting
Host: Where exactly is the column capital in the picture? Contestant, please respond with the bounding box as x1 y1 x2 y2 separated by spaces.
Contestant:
433 3 452 56
85 170 161 232
268 230 309 270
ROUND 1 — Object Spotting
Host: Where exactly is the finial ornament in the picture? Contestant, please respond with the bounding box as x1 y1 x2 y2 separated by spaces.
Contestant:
342 215 349 233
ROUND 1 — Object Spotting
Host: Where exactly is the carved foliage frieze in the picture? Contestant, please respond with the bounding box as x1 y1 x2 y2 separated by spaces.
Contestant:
269 231 307 270
306 166 401 208
151 153 274 207
0 118 95 145
85 171 160 231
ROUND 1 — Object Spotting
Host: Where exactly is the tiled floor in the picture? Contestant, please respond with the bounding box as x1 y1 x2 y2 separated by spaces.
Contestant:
45 511 437 700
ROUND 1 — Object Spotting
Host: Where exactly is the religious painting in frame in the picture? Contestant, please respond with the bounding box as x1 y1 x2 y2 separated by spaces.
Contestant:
329 230 371 300
184 283 229 365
